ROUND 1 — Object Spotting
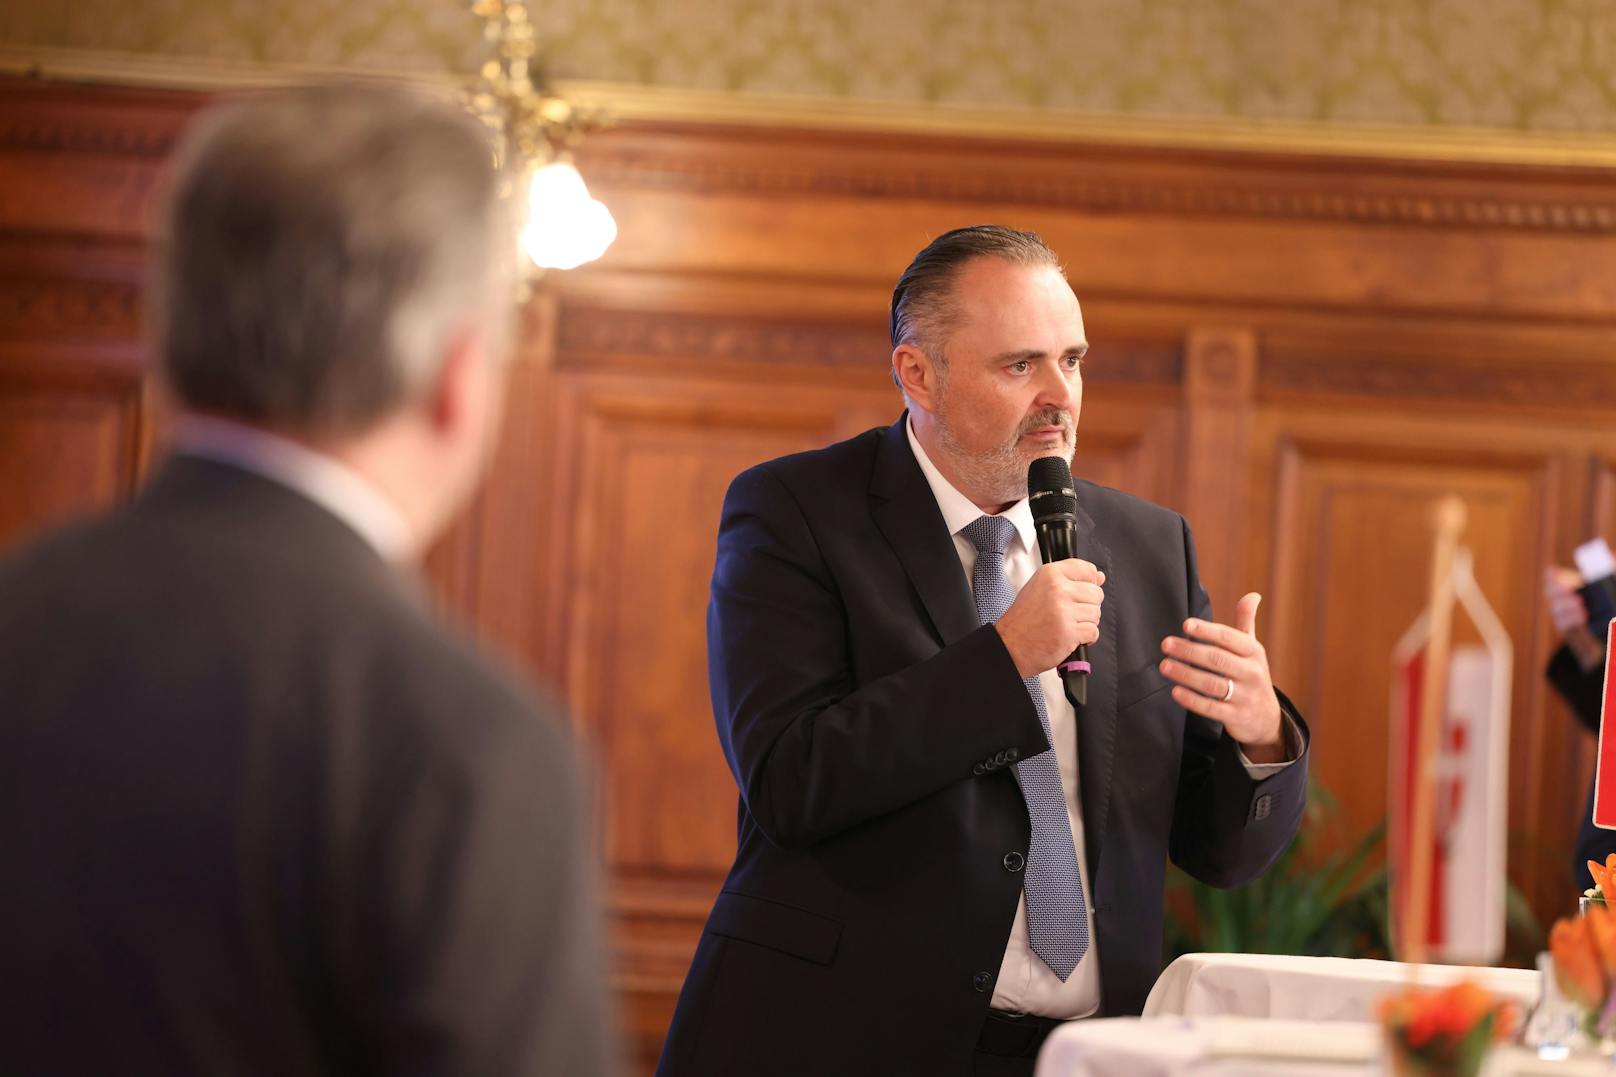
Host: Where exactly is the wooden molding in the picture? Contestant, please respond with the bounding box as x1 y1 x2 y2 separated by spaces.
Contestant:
582 133 1616 237
0 111 180 159
0 277 143 339
557 304 885 368
8 74 1616 246
1180 328 1257 609
557 303 1184 384
1261 350 1616 410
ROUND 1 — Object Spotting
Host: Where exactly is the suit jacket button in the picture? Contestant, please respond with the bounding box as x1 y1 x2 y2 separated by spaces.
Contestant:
973 971 994 993
1003 851 1025 873
994 750 1011 765
973 763 986 776
1005 748 1019 761
1254 794 1272 821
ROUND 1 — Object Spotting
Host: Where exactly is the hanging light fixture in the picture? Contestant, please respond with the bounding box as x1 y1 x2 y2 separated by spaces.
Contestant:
466 0 616 273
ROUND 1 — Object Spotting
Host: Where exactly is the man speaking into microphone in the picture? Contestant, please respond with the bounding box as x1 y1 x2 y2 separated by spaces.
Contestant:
658 226 1310 1077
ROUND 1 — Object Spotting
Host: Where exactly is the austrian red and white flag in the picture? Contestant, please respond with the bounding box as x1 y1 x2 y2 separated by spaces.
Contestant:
1592 628 1616 832
1389 551 1512 965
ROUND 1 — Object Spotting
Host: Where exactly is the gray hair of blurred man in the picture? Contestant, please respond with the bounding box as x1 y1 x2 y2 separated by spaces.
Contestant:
888 224 1062 395
152 82 513 434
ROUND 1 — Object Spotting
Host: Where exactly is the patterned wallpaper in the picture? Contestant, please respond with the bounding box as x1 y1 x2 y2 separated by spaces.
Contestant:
7 0 1616 133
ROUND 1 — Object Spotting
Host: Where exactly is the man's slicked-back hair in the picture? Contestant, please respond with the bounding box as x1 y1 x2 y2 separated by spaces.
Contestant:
154 82 508 434
888 225 1062 361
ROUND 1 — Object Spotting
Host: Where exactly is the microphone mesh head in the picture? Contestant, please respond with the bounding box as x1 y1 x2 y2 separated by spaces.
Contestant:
1027 456 1077 522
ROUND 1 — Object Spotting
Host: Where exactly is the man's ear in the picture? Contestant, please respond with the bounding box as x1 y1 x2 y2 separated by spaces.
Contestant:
424 326 484 433
893 343 940 413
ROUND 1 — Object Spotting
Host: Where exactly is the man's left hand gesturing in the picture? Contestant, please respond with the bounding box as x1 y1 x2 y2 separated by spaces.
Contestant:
1158 592 1287 765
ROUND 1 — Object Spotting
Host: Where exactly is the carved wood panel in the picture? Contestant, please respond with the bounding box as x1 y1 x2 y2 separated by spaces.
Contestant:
0 356 144 553
1251 404 1586 918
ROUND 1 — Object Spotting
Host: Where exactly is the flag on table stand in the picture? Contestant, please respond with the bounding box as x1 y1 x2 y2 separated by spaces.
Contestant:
1390 538 1513 966
1591 628 1616 832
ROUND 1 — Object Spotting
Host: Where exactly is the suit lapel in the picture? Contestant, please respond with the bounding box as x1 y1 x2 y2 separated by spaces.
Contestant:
1071 498 1118 882
871 419 1118 880
869 418 980 647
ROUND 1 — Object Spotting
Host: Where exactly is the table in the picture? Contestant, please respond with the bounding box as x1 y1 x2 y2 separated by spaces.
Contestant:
1034 1017 1610 1077
1144 952 1542 1023
1034 1016 1378 1076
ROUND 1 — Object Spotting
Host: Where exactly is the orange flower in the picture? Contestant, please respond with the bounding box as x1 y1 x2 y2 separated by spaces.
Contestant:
1552 917 1609 1009
1588 904 1616 977
1379 979 1514 1058
1592 859 1614 903
1406 1007 1438 1048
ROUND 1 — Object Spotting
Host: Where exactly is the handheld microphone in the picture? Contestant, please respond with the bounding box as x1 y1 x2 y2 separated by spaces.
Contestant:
1027 456 1091 706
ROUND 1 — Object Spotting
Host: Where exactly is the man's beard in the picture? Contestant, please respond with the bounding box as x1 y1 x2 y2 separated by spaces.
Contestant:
936 402 1076 506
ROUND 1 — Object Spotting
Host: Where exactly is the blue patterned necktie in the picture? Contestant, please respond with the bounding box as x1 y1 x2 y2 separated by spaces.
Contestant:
960 514 1089 980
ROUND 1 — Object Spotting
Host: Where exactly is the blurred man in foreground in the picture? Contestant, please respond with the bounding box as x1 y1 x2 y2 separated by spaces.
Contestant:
0 84 612 1076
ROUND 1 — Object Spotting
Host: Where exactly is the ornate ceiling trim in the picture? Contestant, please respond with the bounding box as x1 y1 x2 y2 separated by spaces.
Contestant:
7 44 1616 170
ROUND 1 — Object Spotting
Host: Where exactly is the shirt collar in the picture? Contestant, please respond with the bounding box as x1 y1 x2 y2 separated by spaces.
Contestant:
170 415 413 562
905 415 1036 554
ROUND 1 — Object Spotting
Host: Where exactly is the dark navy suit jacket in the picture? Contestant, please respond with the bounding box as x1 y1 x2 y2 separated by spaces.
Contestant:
0 456 612 1077
658 417 1309 1076
1546 644 1616 885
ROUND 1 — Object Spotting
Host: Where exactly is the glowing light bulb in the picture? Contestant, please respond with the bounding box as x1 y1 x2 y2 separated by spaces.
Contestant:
520 160 616 270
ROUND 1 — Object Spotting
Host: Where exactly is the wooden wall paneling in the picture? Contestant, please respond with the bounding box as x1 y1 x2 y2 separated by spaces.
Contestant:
459 292 563 667
1070 331 1184 513
420 500 483 629
1252 403 1568 917
1070 390 1180 513
546 363 894 1069
0 350 145 551
1180 328 1257 614
1253 336 1616 915
0 243 151 556
0 81 188 241
597 190 1616 328
580 122 1616 326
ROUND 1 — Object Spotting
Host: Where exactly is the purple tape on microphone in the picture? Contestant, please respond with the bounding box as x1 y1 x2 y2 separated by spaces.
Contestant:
1058 660 1091 674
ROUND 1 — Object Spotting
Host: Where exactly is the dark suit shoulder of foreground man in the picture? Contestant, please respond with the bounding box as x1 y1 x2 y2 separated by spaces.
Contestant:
0 84 613 1077
658 226 1308 1077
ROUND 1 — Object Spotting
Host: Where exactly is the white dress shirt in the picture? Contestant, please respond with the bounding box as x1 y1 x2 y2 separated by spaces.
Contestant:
905 419 1296 1019
170 416 413 563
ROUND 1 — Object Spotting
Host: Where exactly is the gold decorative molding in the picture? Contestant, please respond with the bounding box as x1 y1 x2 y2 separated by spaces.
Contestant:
8 44 1616 170
560 80 1616 171
0 45 434 93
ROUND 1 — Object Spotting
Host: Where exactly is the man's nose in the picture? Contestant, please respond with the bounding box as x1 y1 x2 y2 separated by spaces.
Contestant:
1034 362 1077 408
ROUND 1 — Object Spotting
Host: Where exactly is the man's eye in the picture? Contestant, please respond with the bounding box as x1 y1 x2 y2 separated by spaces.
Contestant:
1064 355 1084 370
1010 361 1031 374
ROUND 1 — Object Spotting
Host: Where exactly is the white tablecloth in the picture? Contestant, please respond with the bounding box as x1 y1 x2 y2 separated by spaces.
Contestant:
1034 1017 1610 1077
1034 1016 1378 1077
1143 952 1541 1023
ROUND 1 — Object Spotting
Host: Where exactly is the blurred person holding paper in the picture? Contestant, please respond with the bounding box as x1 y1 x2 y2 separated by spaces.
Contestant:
1544 538 1616 885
